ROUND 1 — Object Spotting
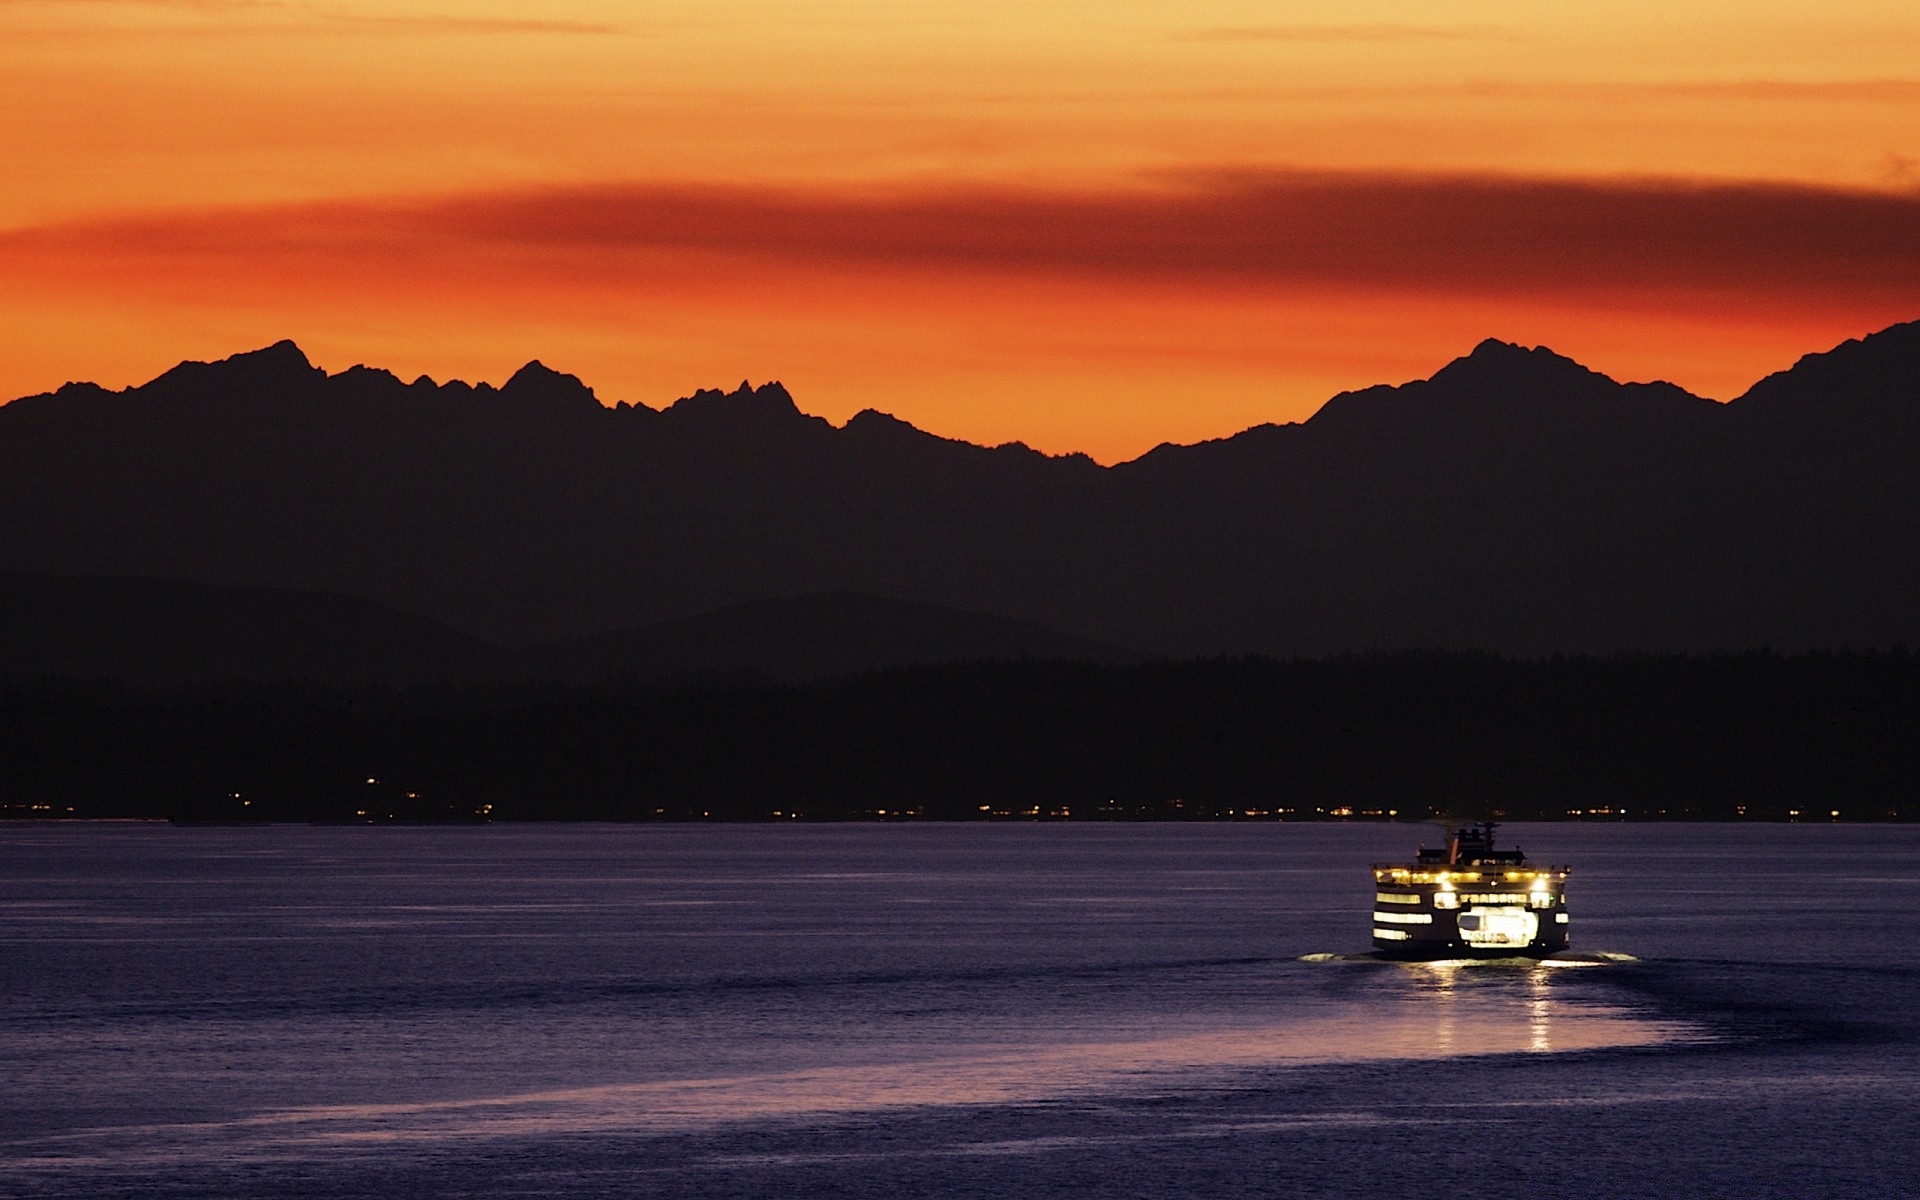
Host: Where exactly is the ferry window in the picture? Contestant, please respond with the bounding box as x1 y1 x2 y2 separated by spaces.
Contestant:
1433 892 1460 910
1373 929 1412 941
1376 893 1424 905
1457 907 1539 947
1372 911 1435 925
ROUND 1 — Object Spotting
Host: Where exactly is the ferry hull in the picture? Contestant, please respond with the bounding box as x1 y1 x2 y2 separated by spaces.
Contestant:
1371 825 1570 958
1371 932 1571 962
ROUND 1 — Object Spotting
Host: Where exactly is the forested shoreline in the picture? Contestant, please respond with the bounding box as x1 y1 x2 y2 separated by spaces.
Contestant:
4 650 1915 823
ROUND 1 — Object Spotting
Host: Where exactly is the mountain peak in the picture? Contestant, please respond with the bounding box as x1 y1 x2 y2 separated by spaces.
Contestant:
1734 318 1920 410
662 379 808 428
214 339 320 378
1302 334 1708 435
1430 338 1608 393
142 339 323 398
241 338 312 367
748 380 794 406
501 360 600 411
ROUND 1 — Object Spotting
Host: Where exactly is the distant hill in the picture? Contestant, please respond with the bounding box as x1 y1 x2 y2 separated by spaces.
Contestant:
524 591 1138 683
2 322 1917 655
0 572 499 686
0 574 1128 686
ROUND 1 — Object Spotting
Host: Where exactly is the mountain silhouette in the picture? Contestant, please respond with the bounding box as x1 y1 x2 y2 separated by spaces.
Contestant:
2 322 1916 657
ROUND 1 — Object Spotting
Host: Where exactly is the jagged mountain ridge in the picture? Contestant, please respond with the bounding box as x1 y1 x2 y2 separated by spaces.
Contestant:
0 341 1093 646
2 322 1916 655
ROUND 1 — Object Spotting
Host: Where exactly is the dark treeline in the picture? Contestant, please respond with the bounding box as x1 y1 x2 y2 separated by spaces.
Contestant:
4 650 1916 823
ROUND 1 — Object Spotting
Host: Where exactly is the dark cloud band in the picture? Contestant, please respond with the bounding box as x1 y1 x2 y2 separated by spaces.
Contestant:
8 169 1919 306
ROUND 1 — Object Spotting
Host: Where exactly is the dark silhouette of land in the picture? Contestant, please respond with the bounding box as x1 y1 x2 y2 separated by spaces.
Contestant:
3 324 1917 823
3 321 1916 658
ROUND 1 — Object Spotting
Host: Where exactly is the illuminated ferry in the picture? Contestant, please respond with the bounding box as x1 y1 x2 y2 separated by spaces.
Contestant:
1372 823 1569 959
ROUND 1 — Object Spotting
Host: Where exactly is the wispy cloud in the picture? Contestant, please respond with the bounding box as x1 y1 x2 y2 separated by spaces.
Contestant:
0 0 625 33
1660 79 1920 101
325 13 620 34
1441 78 1920 104
6 170 1919 310
1174 23 1513 44
946 78 1920 110
0 0 266 6
425 172 1920 303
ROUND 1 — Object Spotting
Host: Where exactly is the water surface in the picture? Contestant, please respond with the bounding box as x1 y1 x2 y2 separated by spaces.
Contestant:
2 823 1914 1198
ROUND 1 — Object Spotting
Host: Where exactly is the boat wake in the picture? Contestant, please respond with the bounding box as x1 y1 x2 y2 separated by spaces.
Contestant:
1299 950 1638 966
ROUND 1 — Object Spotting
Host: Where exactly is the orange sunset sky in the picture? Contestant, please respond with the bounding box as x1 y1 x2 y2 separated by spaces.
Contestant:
4 0 1919 460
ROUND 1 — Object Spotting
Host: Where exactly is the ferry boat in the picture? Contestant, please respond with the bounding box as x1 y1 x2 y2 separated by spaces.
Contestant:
1372 823 1569 959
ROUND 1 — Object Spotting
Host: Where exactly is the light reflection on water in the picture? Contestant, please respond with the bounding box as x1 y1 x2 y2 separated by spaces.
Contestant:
5 961 1684 1172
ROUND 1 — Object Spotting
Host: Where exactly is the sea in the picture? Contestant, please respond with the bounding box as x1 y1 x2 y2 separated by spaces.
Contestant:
2 822 1916 1199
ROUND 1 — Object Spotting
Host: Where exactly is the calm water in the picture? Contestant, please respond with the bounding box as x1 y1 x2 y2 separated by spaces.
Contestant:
2 823 1916 1198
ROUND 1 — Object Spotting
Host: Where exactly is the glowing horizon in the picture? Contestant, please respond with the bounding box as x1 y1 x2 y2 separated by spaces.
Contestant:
6 0 1918 461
